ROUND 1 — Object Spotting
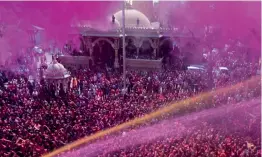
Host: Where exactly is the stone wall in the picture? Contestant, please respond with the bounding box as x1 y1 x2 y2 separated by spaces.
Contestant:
126 58 162 69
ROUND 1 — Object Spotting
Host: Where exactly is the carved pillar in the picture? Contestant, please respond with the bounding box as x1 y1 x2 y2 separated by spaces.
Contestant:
153 48 157 59
153 39 159 59
135 37 140 58
136 48 139 58
89 47 94 66
89 47 93 56
87 37 94 66
86 37 91 56
114 49 119 68
81 36 88 54
114 38 119 68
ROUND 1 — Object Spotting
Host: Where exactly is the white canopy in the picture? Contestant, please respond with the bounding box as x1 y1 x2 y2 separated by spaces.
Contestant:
44 59 70 79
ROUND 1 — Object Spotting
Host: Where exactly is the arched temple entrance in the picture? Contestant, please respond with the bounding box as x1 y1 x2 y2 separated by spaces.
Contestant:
92 38 115 68
159 38 174 67
139 39 154 59
126 38 137 58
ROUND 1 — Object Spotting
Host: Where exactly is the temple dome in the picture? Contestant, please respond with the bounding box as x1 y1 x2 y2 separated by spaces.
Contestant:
113 9 152 28
105 18 121 30
44 60 70 79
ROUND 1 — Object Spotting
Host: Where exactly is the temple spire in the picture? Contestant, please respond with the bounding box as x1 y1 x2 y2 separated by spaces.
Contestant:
152 0 159 22
126 0 133 6
153 0 159 6
125 0 133 9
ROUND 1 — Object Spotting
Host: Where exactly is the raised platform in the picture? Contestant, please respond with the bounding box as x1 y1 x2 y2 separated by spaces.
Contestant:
58 55 162 69
126 58 162 69
58 56 91 68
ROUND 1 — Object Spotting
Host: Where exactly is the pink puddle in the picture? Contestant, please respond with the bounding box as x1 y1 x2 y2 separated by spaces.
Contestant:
58 98 261 157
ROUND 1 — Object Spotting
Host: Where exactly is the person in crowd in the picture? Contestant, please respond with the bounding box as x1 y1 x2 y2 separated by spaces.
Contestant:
0 39 260 157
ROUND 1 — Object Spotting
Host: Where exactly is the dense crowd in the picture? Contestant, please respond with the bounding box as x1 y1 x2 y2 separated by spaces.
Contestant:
0 42 260 157
0 69 207 156
100 112 261 157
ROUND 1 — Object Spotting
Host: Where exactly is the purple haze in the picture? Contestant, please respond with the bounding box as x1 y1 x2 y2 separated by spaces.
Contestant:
57 98 261 157
0 1 260 64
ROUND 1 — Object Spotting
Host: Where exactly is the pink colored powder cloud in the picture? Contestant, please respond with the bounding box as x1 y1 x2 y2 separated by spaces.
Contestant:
0 1 260 65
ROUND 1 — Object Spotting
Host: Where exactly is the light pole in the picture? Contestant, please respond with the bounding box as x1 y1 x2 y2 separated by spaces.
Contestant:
122 1 126 90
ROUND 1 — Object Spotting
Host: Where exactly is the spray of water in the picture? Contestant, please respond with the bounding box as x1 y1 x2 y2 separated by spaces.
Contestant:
43 75 260 157
57 98 261 157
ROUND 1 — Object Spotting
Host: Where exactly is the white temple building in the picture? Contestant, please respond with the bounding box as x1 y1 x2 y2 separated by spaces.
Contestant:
44 59 70 80
42 59 71 91
60 1 197 69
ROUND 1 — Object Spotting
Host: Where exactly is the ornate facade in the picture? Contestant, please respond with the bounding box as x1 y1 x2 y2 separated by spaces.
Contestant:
61 5 197 69
42 58 71 92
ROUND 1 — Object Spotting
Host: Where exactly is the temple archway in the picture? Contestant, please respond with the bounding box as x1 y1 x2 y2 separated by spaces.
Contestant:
139 38 154 48
139 40 154 59
126 38 137 58
159 38 173 57
160 38 173 47
92 38 115 48
93 40 115 68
